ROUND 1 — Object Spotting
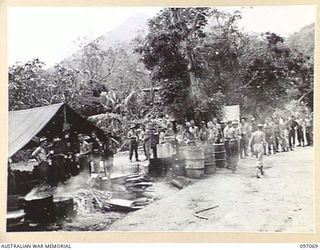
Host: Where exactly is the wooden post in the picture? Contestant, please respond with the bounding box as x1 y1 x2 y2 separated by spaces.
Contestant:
63 103 69 154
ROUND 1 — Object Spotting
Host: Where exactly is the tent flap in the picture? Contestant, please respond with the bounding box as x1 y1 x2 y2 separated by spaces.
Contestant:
8 103 64 157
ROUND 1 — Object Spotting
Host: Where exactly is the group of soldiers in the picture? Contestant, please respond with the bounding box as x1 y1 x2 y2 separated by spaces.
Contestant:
126 122 176 162
126 113 313 178
184 114 313 178
29 112 312 183
30 131 115 185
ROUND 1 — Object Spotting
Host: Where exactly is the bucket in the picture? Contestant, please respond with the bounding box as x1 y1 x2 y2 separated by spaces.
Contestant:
179 146 204 178
213 143 226 168
202 145 216 174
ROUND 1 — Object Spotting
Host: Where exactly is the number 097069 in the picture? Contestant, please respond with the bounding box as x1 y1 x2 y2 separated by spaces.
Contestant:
300 244 318 248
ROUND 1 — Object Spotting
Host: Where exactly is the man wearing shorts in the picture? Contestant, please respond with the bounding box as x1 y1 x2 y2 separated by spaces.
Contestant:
249 124 266 178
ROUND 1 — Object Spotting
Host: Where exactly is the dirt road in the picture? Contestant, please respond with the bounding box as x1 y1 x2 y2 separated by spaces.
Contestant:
108 146 314 232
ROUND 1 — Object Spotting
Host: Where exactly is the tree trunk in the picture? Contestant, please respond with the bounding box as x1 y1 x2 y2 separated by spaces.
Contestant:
188 71 201 106
171 9 202 112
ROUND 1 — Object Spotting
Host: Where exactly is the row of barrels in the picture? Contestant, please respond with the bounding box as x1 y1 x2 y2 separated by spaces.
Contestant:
149 143 226 178
179 144 226 178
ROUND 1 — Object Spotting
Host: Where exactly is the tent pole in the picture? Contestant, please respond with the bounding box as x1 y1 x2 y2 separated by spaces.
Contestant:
63 103 69 154
63 103 67 125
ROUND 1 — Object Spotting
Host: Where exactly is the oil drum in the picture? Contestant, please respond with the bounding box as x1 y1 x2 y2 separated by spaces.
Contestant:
213 143 226 168
24 195 55 223
179 146 204 178
202 145 216 174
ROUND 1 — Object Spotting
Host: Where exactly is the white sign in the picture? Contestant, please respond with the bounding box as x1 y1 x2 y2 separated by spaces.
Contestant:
222 105 240 122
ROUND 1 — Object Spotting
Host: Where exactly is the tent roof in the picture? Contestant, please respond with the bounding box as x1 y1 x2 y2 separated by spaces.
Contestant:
8 103 64 157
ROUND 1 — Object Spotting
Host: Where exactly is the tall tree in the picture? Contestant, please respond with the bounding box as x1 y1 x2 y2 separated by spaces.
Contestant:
9 59 84 111
136 7 217 120
196 10 245 108
76 42 123 87
236 32 313 118
9 59 48 110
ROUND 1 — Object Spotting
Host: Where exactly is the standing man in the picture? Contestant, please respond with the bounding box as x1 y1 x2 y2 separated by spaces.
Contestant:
150 125 159 159
212 118 222 143
288 115 298 150
199 121 209 145
51 136 67 184
223 121 235 170
249 124 266 178
189 120 199 142
231 120 240 170
90 131 103 173
158 127 166 144
140 125 151 161
102 131 115 189
31 137 50 183
263 117 276 155
77 134 92 173
296 115 305 147
305 115 313 146
239 117 249 158
279 117 289 152
165 122 178 154
182 122 196 145
272 116 281 153
127 125 140 162
207 121 217 144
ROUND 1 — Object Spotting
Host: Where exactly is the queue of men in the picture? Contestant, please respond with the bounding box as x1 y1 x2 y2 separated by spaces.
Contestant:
29 113 313 183
30 131 115 185
126 113 313 178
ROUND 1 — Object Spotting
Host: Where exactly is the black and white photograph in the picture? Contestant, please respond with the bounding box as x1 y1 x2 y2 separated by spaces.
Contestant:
6 5 316 234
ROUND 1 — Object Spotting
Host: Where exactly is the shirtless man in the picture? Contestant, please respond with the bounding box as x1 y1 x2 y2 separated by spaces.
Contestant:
249 124 266 178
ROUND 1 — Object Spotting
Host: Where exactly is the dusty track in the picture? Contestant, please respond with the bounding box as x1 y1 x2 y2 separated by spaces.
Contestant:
108 147 314 232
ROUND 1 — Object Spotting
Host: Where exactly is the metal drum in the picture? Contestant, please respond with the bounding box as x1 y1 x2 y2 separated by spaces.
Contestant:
53 196 77 219
24 195 55 223
179 146 204 178
213 143 226 168
148 158 166 177
172 156 186 176
202 145 216 174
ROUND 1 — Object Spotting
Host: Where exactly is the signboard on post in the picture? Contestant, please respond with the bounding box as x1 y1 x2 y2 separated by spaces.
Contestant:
222 105 240 122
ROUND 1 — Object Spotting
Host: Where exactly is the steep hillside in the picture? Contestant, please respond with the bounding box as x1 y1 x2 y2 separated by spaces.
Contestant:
55 13 151 94
94 12 149 50
60 13 149 67
287 23 315 60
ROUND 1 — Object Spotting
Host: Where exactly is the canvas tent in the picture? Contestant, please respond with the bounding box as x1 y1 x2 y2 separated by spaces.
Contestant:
9 103 105 158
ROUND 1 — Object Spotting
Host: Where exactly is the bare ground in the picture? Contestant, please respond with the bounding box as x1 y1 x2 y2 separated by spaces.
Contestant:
107 146 314 232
